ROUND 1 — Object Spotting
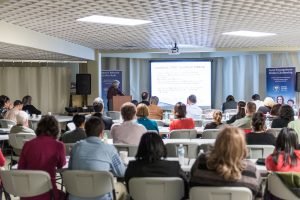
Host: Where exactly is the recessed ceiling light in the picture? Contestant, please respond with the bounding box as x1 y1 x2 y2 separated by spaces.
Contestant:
77 15 152 26
222 31 276 37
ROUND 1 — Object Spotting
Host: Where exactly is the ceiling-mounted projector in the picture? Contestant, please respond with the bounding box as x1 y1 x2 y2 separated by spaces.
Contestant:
168 42 180 55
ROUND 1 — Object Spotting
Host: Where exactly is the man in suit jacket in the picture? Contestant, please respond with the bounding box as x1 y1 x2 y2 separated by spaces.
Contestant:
62 114 86 143
107 80 124 111
93 97 113 130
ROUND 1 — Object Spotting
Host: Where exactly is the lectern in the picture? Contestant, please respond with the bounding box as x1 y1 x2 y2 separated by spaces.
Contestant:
112 96 132 111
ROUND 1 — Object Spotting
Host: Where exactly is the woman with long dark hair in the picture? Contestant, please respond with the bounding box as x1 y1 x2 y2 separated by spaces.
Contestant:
271 105 294 128
169 102 195 131
227 101 246 124
125 132 188 197
246 112 276 145
266 128 300 172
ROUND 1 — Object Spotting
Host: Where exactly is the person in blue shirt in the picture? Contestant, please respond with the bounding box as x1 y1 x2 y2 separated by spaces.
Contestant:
136 103 159 133
68 116 127 200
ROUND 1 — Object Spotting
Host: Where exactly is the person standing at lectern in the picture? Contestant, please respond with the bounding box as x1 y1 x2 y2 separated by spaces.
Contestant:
107 80 124 111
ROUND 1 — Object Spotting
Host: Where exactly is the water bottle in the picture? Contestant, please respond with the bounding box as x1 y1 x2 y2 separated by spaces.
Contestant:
178 144 185 165
103 132 108 144
266 112 271 129
225 112 229 120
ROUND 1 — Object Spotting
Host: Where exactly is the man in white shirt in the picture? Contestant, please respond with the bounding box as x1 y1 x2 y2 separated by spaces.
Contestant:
186 94 202 120
5 100 23 122
251 94 264 111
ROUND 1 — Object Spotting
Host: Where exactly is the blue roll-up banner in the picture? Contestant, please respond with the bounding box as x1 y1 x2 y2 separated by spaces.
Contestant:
101 70 122 111
266 67 296 103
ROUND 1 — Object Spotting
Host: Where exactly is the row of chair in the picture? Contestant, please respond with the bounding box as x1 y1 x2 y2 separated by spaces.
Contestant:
0 119 16 128
8 132 274 167
111 143 274 159
1 169 297 200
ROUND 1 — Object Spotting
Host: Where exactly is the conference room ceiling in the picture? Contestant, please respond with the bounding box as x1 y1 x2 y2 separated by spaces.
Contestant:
1 0 300 52
0 42 85 61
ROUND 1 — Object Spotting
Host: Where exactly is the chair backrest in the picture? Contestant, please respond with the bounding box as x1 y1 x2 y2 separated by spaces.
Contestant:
202 109 217 119
67 122 76 131
154 120 164 127
0 119 16 128
194 120 203 127
114 143 138 157
224 109 237 114
189 186 252 200
269 128 281 137
267 173 299 200
62 170 115 198
129 177 184 200
165 142 199 159
0 170 53 197
202 129 220 139
64 143 76 156
9 133 36 155
170 129 197 139
247 145 275 159
106 111 121 120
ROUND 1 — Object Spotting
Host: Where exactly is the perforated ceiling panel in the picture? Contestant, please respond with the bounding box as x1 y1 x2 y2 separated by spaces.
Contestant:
0 0 300 50
0 42 85 61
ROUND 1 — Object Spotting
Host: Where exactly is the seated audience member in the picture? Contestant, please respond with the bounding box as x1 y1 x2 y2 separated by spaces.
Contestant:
269 103 281 120
190 127 262 197
136 104 159 132
92 97 113 130
22 95 41 115
287 99 295 108
231 102 256 129
258 97 275 114
276 95 284 105
266 128 300 172
252 94 264 111
69 117 127 200
287 99 298 115
226 101 246 124
271 105 294 128
18 115 66 200
111 102 147 144
221 95 237 112
10 111 35 134
246 112 276 145
125 132 189 198
148 96 163 120
0 95 12 118
186 94 202 120
139 91 150 106
131 100 138 106
62 114 86 143
205 110 223 130
288 108 300 142
4 100 23 122
169 102 195 131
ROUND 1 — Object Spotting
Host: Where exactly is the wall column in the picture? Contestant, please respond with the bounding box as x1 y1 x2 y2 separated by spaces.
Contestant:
87 50 102 104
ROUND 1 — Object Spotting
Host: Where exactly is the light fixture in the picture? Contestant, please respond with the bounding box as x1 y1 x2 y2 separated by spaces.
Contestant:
77 15 152 26
222 31 276 37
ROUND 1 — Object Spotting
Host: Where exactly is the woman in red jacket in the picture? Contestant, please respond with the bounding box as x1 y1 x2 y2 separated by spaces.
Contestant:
266 127 300 172
169 102 195 131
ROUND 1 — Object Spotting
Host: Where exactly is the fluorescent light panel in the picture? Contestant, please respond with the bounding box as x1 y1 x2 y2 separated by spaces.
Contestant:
77 15 152 26
222 31 276 37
